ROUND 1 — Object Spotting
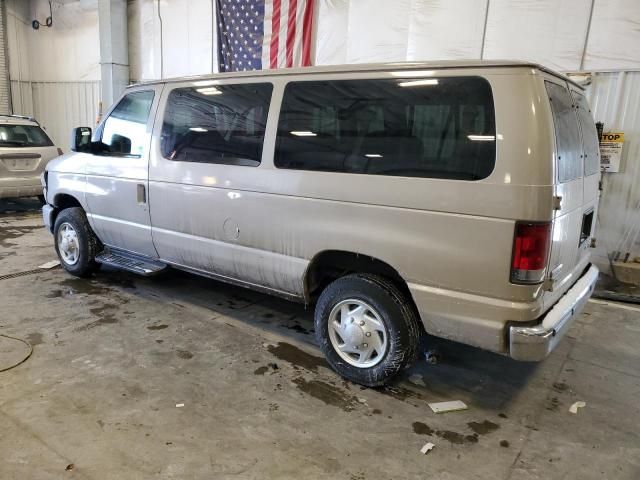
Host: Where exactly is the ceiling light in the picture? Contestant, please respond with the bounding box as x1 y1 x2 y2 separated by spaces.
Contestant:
291 131 317 136
193 80 219 87
467 135 495 141
398 79 439 87
365 153 383 158
189 127 208 132
197 87 222 95
391 70 435 77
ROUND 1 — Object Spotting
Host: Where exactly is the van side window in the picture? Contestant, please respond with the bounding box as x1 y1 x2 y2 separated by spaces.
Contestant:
161 83 273 166
100 90 155 157
274 77 496 180
571 91 600 176
545 82 583 182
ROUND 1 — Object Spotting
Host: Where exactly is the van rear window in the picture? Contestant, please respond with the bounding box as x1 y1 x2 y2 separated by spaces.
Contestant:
571 91 600 176
161 83 272 166
274 77 496 180
545 82 583 183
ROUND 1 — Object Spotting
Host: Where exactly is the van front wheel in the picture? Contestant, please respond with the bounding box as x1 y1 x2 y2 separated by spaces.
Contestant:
315 274 422 387
54 207 101 277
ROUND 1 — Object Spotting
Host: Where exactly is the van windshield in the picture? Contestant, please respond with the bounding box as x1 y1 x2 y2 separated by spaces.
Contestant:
0 124 54 147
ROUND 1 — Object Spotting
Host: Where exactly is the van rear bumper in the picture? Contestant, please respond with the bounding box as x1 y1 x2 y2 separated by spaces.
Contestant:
509 265 599 361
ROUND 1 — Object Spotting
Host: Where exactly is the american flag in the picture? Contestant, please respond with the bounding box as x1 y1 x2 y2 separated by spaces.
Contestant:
216 0 315 72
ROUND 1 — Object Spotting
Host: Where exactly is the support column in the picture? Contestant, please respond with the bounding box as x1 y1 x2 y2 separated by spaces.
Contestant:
99 0 129 109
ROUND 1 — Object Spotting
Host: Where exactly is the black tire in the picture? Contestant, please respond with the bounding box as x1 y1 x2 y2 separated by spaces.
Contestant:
53 207 101 277
315 273 422 387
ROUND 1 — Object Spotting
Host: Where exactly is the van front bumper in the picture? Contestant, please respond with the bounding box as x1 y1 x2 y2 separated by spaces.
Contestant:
509 265 599 361
42 203 55 232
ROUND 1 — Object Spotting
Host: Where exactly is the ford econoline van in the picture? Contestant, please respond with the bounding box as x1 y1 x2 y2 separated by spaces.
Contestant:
42 61 600 386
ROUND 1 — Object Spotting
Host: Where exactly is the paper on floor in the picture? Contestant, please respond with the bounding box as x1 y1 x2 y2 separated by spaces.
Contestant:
569 401 586 414
38 260 60 269
420 442 435 454
428 400 468 413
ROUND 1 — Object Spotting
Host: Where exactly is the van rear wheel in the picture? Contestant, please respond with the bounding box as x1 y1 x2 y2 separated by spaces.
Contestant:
315 273 422 387
54 207 101 277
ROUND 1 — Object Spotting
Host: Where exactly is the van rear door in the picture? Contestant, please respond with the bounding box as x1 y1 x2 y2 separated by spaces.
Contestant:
544 81 598 304
570 88 601 236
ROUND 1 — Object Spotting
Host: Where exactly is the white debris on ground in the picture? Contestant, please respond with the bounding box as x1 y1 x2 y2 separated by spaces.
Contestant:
428 400 468 414
569 401 586 414
37 260 60 269
420 442 435 455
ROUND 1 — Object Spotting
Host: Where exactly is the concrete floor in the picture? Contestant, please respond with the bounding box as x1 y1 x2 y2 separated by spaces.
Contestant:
1 198 639 480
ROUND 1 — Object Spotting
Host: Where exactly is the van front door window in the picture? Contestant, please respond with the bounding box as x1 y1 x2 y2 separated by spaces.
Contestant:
100 90 155 157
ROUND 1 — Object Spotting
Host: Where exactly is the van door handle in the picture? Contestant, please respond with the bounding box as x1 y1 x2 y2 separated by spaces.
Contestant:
137 184 147 204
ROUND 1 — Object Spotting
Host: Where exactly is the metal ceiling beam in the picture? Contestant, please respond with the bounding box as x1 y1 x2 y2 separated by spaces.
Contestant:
98 0 128 108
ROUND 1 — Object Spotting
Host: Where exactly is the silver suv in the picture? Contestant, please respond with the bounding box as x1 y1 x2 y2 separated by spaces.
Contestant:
0 115 61 201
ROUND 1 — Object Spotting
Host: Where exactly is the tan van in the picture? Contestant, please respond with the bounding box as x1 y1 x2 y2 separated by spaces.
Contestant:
42 61 600 386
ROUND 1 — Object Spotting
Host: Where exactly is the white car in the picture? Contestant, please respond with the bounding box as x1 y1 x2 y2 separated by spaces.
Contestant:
0 115 62 201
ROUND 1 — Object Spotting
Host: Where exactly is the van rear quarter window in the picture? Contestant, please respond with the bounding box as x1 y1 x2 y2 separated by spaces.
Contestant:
274 77 496 180
571 91 601 176
545 82 583 182
161 83 273 166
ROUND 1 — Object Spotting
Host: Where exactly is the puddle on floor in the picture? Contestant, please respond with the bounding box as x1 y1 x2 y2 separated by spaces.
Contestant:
0 225 42 248
412 419 501 445
467 420 499 435
292 377 359 412
267 342 327 372
46 278 112 298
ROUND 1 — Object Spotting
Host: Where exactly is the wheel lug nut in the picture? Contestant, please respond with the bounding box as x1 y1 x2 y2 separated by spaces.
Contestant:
365 332 371 337
363 343 368 348
359 321 365 326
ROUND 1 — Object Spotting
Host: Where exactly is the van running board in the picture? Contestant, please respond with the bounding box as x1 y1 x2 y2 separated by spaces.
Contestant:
95 250 167 276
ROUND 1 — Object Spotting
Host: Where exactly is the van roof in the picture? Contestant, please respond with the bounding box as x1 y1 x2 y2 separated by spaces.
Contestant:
131 60 582 89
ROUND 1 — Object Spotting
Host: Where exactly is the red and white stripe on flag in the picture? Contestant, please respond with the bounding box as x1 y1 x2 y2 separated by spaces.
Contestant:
262 0 314 69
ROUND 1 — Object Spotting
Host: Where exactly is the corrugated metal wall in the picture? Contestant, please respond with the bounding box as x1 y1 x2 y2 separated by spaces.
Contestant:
586 71 640 268
10 80 101 152
0 0 11 114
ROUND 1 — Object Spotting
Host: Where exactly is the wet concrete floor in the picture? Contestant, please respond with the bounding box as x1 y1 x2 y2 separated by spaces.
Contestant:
1 198 639 479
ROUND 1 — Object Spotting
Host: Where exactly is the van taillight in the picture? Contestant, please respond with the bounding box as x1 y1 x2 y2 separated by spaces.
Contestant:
511 222 551 284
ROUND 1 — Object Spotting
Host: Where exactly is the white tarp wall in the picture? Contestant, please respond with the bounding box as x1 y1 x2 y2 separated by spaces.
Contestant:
587 72 640 267
315 0 640 71
6 0 101 151
128 0 216 82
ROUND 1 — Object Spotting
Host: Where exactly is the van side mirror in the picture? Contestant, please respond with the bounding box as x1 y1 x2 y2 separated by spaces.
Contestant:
71 127 92 152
